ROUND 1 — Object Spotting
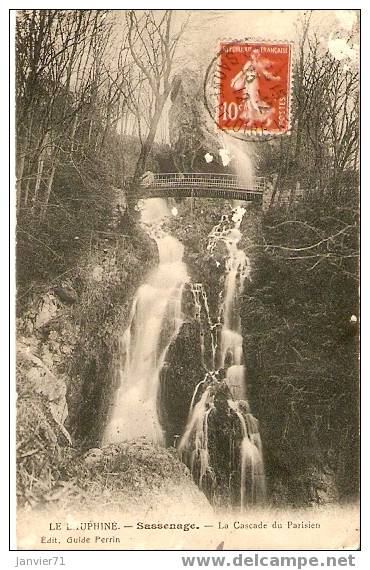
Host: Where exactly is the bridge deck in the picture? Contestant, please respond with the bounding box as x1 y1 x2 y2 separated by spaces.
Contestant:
138 173 265 202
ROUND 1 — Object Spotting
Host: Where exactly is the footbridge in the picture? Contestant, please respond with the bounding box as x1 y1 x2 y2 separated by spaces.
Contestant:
138 173 266 202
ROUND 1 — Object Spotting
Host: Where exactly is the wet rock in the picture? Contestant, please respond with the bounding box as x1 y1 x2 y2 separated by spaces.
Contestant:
53 285 78 305
34 294 58 329
160 319 205 446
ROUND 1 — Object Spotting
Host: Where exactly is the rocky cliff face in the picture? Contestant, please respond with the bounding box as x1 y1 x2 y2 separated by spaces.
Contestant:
158 201 264 508
169 69 222 172
16 195 345 512
16 220 157 507
161 199 341 508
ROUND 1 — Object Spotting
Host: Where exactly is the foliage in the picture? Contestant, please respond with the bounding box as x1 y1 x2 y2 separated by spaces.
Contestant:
15 10 359 511
242 189 359 504
257 15 359 206
16 9 182 299
16 394 67 507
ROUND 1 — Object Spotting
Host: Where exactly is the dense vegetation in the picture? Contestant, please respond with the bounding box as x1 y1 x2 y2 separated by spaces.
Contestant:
15 10 359 509
242 14 359 503
243 193 359 504
16 10 180 301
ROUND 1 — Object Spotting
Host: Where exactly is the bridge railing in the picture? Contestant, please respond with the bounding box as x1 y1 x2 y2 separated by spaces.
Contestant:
141 172 266 193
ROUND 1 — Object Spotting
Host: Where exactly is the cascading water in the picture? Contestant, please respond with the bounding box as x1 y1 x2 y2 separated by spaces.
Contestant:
219 207 250 389
190 283 217 370
179 184 266 508
103 198 188 445
217 206 265 505
228 399 266 507
102 168 265 509
178 382 216 489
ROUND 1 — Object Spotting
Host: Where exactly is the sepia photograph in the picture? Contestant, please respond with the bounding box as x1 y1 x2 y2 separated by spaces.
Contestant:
13 8 360 551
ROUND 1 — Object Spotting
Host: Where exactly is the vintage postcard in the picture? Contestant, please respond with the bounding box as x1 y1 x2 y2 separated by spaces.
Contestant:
13 9 360 551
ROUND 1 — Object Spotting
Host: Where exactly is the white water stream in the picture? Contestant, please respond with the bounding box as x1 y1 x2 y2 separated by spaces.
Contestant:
103 199 188 444
178 133 266 507
102 173 265 507
179 204 266 506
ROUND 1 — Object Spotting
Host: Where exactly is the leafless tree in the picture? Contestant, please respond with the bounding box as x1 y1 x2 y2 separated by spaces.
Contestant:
125 11 186 185
269 14 359 208
16 10 114 218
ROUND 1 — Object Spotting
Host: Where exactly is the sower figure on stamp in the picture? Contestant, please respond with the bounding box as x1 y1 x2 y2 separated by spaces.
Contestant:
231 48 280 128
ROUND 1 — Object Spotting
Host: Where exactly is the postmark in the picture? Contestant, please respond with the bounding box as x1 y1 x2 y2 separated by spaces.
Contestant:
204 40 293 141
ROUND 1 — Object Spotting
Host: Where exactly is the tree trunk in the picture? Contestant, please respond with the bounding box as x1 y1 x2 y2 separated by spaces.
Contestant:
31 132 49 214
128 92 171 210
31 154 45 214
16 154 25 209
268 173 279 209
40 162 56 221
70 114 79 152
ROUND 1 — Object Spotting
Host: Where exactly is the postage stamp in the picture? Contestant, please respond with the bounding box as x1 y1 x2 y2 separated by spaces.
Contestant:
214 40 293 137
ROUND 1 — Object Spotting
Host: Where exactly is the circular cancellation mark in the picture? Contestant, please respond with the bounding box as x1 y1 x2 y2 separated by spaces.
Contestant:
203 39 293 143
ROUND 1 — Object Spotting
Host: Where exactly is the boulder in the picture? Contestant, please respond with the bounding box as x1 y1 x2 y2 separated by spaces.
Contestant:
17 340 71 443
34 294 58 329
53 285 78 305
53 440 212 517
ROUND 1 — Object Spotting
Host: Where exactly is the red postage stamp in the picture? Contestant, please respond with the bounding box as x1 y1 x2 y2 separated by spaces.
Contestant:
216 41 293 136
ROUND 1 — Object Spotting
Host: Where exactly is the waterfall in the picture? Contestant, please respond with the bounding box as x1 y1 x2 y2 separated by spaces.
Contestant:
219 206 265 505
102 190 265 509
220 207 250 396
228 400 266 508
103 198 188 445
178 381 216 489
180 202 266 508
190 283 217 370
220 135 254 187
